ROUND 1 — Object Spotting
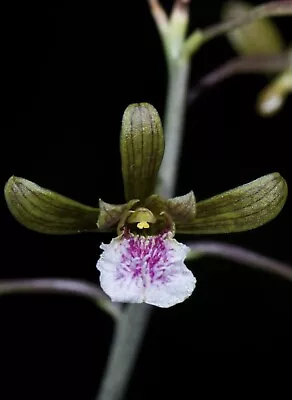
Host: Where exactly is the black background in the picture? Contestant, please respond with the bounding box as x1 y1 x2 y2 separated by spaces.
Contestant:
2 0 292 399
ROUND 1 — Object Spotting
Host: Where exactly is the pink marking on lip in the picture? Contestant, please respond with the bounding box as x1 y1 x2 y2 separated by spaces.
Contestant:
120 233 172 285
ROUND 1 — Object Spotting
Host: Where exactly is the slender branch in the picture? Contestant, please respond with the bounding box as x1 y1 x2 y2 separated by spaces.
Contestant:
0 278 122 320
148 0 170 60
204 1 292 42
148 0 169 36
186 241 292 282
184 1 292 57
188 52 291 104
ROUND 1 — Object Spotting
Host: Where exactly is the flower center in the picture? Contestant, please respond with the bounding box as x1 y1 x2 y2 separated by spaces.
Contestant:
127 207 156 230
117 206 175 236
137 221 150 229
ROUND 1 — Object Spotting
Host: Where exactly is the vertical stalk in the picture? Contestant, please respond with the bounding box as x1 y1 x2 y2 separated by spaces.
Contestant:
158 59 191 198
97 304 152 400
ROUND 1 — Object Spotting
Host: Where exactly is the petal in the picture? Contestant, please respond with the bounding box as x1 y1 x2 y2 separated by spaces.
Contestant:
96 233 196 308
145 191 196 224
97 199 139 230
4 176 99 234
120 103 165 201
221 1 284 56
175 173 287 234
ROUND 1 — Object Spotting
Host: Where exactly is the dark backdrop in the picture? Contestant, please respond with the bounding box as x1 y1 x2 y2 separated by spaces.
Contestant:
2 1 292 399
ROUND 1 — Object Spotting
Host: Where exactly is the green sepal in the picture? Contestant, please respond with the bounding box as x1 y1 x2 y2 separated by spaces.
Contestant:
175 173 287 234
145 191 196 224
4 176 99 235
120 103 165 202
97 199 139 230
222 1 284 56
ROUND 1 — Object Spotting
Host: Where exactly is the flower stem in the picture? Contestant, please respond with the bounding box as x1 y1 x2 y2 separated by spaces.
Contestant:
97 304 152 400
96 40 191 400
158 59 191 199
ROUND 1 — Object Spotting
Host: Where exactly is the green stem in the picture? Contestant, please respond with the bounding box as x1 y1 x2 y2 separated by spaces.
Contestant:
158 59 191 199
97 304 152 400
96 58 191 400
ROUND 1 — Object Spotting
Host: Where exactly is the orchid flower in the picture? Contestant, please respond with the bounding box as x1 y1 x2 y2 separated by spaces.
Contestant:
4 103 288 308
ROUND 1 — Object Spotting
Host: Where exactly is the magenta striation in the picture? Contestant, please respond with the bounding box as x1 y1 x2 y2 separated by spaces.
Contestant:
119 233 173 286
